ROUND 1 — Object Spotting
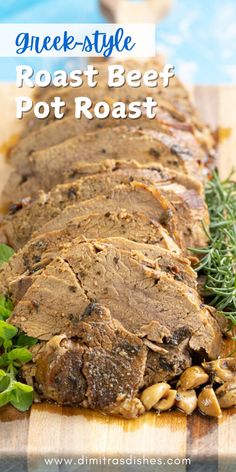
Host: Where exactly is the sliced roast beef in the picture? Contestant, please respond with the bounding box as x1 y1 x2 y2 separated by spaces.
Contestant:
2 127 208 206
9 240 222 361
0 212 181 295
2 237 196 302
1 165 208 250
57 161 209 250
0 182 180 250
34 303 147 418
9 113 191 169
28 303 192 414
9 106 213 171
34 188 177 242
0 57 222 418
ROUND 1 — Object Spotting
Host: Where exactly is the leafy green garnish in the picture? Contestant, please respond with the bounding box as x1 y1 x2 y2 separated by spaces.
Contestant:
0 296 14 321
16 333 38 347
0 295 37 412
0 244 14 267
191 170 236 325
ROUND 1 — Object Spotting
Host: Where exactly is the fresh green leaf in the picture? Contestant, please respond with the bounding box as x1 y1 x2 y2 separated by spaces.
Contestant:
0 320 18 341
8 348 32 363
0 370 6 378
0 244 14 267
3 339 12 350
0 372 10 392
0 296 14 312
0 296 14 321
0 353 9 368
14 381 33 393
0 389 11 408
10 382 33 411
16 334 38 347
0 296 37 412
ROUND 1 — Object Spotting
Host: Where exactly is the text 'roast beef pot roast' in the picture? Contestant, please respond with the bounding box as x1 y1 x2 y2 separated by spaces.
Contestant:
0 58 224 418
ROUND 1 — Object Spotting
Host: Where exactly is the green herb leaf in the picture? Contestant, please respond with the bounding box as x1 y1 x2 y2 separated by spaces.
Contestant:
16 334 38 348
0 353 9 368
10 382 33 412
0 389 11 408
0 296 37 412
8 348 32 363
14 381 33 393
0 320 18 341
0 372 10 392
0 244 14 267
0 296 14 321
3 339 12 351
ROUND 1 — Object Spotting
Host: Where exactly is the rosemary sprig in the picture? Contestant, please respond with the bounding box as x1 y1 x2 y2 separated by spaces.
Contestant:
192 170 236 325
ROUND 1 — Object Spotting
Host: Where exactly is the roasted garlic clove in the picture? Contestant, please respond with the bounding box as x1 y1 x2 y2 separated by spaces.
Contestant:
141 383 170 410
202 358 236 384
216 382 236 409
176 389 197 415
154 389 177 411
198 386 222 418
178 366 209 390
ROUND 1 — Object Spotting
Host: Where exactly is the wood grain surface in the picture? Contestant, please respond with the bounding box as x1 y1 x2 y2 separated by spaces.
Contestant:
0 84 235 472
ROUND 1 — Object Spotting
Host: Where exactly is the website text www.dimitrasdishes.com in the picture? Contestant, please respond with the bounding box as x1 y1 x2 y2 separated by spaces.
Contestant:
43 455 191 467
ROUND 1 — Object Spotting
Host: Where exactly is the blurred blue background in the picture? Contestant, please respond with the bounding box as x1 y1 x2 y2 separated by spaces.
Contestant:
0 0 236 83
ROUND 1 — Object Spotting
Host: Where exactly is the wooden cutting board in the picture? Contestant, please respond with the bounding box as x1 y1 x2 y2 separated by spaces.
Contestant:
0 84 235 472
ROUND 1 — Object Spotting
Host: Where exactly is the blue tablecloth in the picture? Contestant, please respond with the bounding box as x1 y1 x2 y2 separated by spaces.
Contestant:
0 0 235 83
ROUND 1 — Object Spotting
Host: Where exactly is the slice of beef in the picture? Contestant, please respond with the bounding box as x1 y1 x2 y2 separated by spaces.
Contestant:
2 236 196 302
1 165 208 251
9 105 213 172
10 116 188 172
0 182 180 250
59 164 207 249
56 161 209 250
0 212 181 296
9 240 222 361
34 303 147 418
2 126 208 206
34 188 177 242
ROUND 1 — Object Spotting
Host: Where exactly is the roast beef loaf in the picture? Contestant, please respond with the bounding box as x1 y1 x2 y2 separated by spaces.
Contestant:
34 303 147 418
2 126 208 205
0 58 223 417
0 182 180 250
1 237 196 302
8 240 221 362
